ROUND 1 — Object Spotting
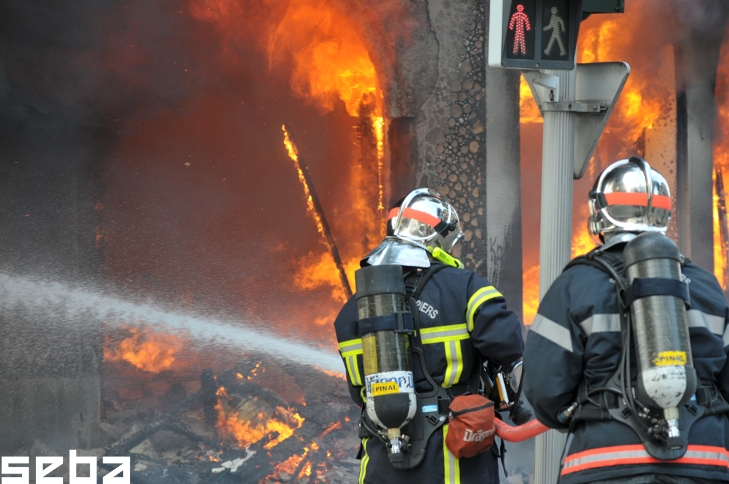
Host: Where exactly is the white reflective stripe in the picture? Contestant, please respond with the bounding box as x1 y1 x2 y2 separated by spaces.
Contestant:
579 313 621 336
443 424 460 484
421 324 470 344
687 310 725 336
466 286 502 332
724 325 729 349
530 314 573 352
443 340 463 387
683 448 729 464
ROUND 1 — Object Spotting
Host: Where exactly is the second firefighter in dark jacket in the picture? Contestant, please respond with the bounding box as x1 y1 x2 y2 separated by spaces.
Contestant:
334 188 524 484
523 158 729 484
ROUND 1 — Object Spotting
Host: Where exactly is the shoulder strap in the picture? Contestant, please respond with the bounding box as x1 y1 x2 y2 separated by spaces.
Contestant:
404 262 449 300
565 249 625 283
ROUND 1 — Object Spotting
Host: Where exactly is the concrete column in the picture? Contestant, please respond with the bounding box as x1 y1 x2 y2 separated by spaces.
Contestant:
534 67 576 484
485 65 523 318
674 3 729 272
0 124 103 453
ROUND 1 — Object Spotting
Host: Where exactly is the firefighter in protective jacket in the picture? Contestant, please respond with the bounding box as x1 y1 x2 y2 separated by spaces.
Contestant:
523 158 729 483
334 188 524 484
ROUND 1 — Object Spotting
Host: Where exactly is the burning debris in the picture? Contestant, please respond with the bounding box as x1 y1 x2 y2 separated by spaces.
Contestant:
98 347 361 483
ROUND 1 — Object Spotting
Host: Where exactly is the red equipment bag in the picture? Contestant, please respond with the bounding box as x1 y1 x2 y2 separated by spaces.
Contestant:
445 394 496 459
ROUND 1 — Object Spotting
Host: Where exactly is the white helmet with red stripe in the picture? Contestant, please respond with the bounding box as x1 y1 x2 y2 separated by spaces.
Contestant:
387 188 463 252
362 188 463 268
588 156 672 242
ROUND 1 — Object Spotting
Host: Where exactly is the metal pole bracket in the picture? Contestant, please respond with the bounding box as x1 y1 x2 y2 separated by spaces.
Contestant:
539 100 609 113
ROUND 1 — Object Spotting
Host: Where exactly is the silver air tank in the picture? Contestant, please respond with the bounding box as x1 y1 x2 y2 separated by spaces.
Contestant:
355 264 417 461
623 232 697 448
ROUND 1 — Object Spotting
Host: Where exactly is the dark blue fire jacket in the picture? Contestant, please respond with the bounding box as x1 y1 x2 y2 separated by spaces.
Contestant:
334 264 524 484
523 244 729 483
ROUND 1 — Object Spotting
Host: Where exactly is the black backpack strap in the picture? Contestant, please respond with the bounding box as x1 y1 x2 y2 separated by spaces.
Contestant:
405 261 449 301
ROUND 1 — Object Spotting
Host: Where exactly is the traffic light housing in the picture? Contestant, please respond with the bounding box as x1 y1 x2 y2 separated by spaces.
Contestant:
489 0 584 70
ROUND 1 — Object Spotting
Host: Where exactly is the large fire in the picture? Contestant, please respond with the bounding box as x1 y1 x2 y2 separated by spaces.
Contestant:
189 0 386 316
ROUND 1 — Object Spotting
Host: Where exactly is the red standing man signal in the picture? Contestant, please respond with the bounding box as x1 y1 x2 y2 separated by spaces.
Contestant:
509 5 531 55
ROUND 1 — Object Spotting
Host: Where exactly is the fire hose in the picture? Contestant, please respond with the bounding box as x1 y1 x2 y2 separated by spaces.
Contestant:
493 418 549 442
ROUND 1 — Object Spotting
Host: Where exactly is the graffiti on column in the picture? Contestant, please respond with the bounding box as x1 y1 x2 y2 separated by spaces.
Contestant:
543 7 567 56
509 5 531 55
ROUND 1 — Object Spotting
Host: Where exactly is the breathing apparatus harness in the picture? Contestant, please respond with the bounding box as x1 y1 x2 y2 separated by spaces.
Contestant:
560 241 729 461
356 260 472 469
355 257 529 471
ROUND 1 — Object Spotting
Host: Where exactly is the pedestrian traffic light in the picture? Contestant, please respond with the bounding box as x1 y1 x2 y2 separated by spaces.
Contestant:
488 0 584 70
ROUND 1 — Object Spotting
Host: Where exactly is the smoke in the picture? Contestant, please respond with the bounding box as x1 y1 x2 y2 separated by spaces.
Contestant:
0 0 370 344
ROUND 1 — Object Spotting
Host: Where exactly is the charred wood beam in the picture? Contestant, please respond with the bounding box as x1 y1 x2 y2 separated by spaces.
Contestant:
105 373 219 455
164 421 222 450
283 124 353 299
202 369 219 432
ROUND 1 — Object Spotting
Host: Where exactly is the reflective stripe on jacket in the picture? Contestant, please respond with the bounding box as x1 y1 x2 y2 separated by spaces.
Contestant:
562 444 729 476
523 246 729 484
335 264 524 483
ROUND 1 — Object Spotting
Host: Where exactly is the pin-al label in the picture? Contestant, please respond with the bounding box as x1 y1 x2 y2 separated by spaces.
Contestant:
653 351 687 367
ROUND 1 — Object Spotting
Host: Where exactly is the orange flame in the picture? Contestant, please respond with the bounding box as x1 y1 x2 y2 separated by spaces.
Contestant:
714 170 725 288
272 453 306 478
282 125 323 237
713 37 729 289
293 250 358 303
520 74 542 125
267 1 379 117
373 114 385 211
104 327 185 373
522 265 540 326
215 386 305 449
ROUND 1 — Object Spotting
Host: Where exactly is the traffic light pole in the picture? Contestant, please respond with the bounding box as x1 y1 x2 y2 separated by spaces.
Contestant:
534 67 576 484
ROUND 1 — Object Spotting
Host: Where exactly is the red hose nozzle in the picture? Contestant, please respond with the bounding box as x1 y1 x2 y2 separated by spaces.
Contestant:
494 418 549 442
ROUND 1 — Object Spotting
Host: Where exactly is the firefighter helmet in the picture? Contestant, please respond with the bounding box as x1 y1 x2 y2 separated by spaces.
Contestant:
588 156 672 242
362 188 463 268
387 188 463 253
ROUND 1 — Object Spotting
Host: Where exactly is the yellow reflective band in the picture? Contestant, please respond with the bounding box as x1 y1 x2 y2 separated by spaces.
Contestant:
346 354 363 386
467 286 502 332
420 324 470 344
359 437 370 484
338 338 363 357
339 338 363 387
443 339 464 387
443 424 461 484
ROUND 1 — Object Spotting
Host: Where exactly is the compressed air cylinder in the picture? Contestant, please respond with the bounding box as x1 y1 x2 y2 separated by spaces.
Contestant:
623 233 697 414
355 265 417 436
